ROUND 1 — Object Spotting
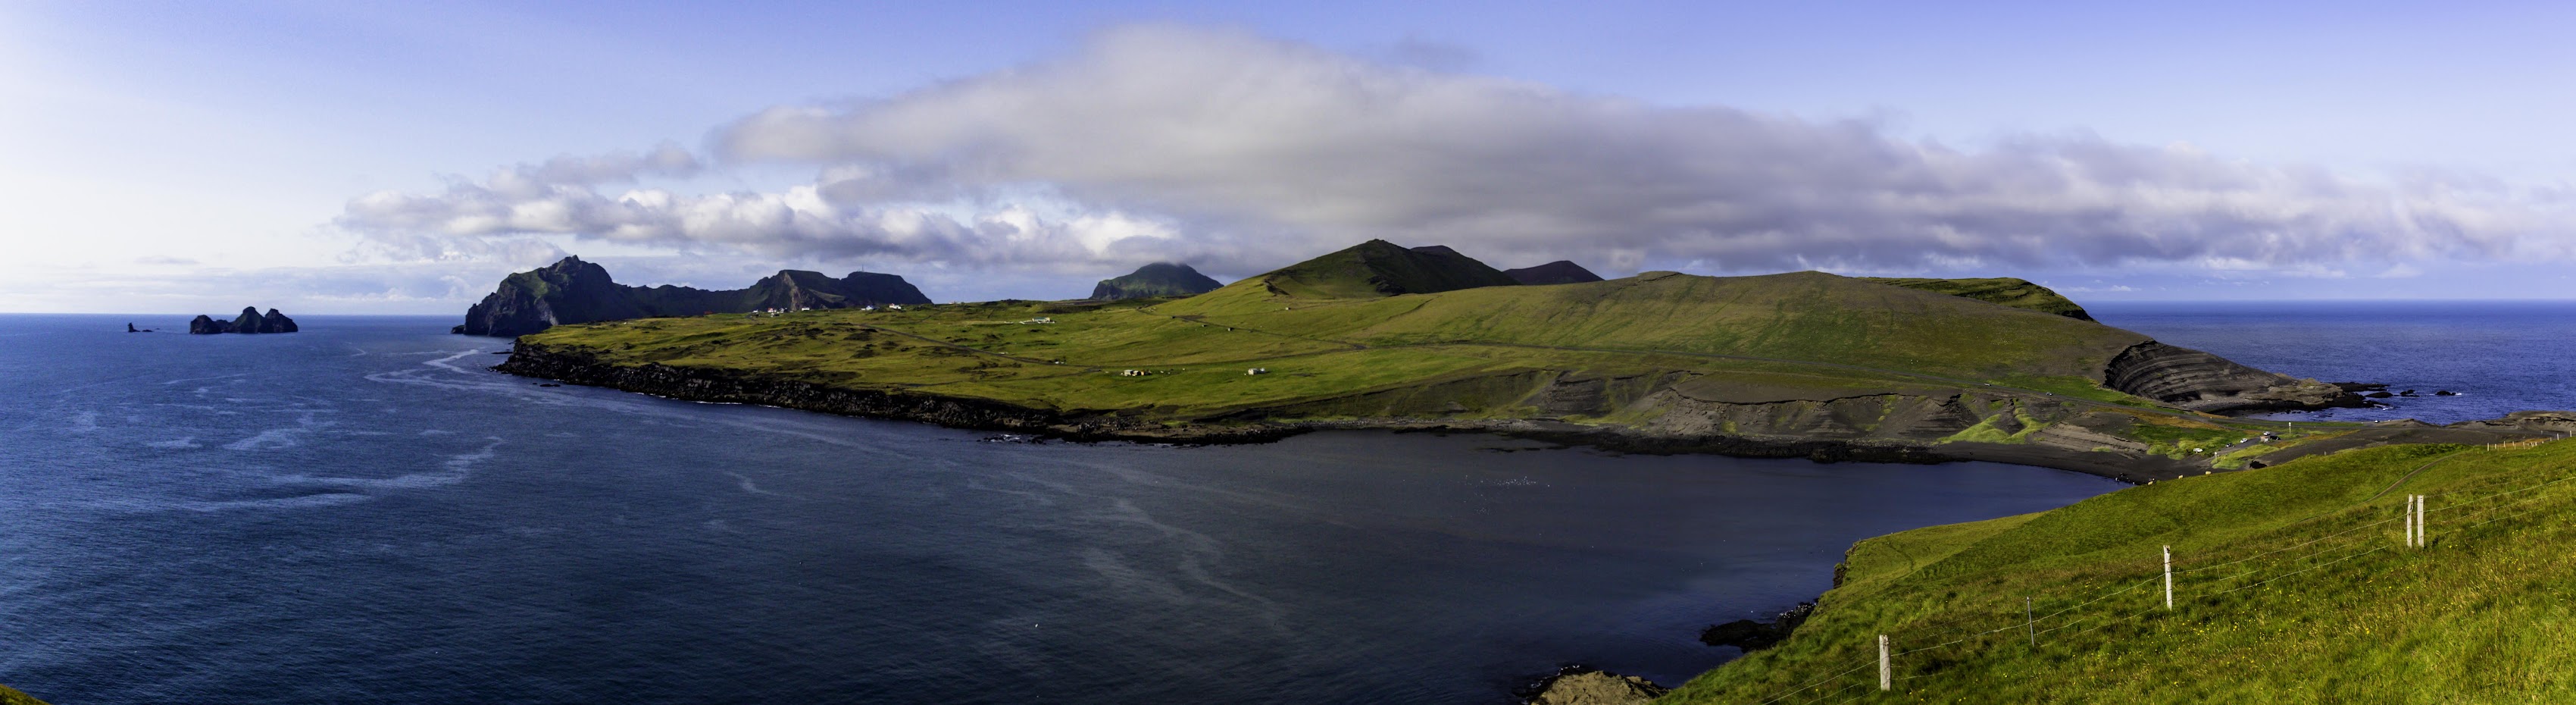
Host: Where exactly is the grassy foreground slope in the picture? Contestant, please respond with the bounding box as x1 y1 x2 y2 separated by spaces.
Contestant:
1664 438 2576 703
0 685 48 705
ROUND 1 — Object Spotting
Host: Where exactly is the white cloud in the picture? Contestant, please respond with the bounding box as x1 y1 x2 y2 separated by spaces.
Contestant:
337 24 2576 283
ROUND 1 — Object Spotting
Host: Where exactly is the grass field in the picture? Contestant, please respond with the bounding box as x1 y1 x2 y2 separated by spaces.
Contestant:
1660 438 2576 703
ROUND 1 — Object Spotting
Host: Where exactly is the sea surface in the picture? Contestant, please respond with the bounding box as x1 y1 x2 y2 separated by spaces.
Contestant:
2089 300 2576 424
21 304 2533 704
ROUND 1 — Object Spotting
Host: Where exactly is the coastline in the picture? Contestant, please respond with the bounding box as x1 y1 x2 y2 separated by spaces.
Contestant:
498 341 2220 484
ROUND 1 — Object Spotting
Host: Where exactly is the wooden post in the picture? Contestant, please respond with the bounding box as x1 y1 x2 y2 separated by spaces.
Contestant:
2026 596 2036 647
2162 545 2173 609
1878 634 1891 691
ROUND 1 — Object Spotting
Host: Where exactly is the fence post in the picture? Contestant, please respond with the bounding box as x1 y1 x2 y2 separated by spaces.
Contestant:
2026 596 2035 648
1878 634 1890 691
2162 545 2173 609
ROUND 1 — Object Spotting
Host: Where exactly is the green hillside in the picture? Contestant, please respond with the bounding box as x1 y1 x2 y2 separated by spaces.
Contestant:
0 685 49 705
1864 277 2094 321
1662 437 2576 703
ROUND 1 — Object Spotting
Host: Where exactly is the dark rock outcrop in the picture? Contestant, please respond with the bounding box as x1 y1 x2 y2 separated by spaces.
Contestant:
189 307 296 334
1090 262 1222 300
456 256 932 337
1701 602 1815 651
2102 341 2360 413
1503 260 1606 285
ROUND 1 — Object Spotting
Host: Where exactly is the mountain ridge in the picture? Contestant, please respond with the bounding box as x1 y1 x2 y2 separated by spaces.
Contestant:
453 257 931 337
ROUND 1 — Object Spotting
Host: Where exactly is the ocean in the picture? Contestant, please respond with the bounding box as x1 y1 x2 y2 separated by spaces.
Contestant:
9 301 2568 703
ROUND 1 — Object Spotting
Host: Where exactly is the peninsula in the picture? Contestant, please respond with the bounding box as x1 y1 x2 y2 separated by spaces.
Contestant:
486 240 2562 482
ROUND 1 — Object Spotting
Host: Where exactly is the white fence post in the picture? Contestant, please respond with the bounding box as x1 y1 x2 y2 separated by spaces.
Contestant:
2404 495 2415 548
2162 545 2173 609
1878 634 1891 691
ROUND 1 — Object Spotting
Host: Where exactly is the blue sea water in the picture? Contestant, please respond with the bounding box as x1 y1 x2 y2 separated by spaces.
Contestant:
2089 300 2576 424
5 313 2167 704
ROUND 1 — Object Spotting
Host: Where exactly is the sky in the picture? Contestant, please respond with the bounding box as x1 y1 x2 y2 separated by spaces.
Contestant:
6 0 2576 315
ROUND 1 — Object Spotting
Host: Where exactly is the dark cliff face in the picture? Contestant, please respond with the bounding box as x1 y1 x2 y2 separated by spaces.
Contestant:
1502 260 1605 285
1090 262 1222 300
189 307 297 334
455 257 932 337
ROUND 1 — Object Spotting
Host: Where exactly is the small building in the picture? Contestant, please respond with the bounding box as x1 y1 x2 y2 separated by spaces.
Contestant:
1246 368 1268 375
1121 369 1149 377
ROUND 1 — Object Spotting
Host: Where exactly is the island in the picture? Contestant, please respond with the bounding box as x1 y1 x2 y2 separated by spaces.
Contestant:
480 239 2568 484
452 256 931 337
188 307 297 334
1090 262 1223 300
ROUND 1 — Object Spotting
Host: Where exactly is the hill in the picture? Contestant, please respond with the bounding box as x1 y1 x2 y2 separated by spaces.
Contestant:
1249 240 1521 298
1660 436 2576 703
1091 262 1222 300
453 257 930 337
1503 260 1605 285
483 240 2477 482
1865 277 2094 321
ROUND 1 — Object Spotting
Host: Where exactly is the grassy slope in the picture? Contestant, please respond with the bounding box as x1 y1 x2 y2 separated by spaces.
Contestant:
0 685 48 705
1664 439 2576 703
1864 277 2093 320
523 270 2174 418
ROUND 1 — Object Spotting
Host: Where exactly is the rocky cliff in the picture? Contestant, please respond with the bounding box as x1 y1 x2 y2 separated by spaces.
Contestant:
189 307 298 334
455 257 932 337
1091 262 1222 300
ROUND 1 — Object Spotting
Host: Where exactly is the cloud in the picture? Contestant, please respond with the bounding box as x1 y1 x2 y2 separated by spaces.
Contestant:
340 24 2576 280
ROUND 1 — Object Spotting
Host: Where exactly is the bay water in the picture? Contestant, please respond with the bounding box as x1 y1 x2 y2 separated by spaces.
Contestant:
3 309 2411 703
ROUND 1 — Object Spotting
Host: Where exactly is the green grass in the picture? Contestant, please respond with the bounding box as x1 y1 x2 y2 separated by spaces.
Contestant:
1862 277 2094 320
0 685 48 705
518 262 2249 458
1660 439 2576 703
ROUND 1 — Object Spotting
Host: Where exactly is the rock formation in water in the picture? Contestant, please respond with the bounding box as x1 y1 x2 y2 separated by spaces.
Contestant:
1521 668 1668 705
2102 341 2359 412
1502 260 1605 285
1089 262 1223 300
454 256 933 337
189 307 297 334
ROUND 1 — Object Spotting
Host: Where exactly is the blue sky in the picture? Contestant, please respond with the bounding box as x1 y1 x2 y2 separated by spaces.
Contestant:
6 1 2574 313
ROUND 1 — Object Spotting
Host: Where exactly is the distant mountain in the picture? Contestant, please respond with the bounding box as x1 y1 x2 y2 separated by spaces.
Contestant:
1862 277 2094 321
189 307 298 334
1233 240 1521 299
1092 262 1222 300
455 257 932 337
1502 260 1604 285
